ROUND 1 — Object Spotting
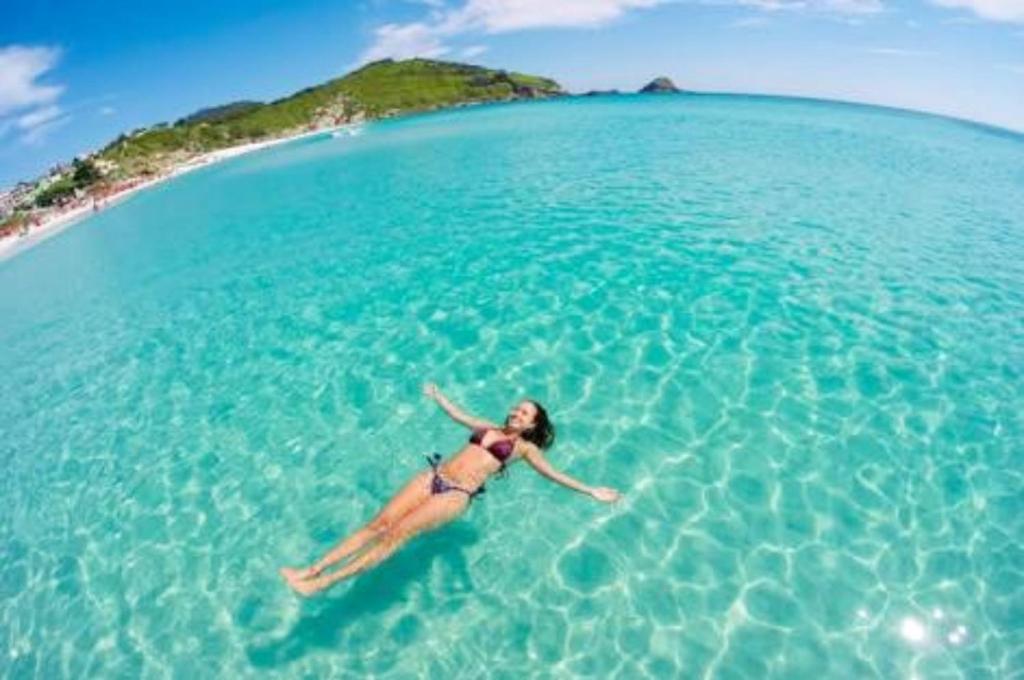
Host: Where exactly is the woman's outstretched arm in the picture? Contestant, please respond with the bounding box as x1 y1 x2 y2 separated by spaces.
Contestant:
423 382 499 430
523 444 621 503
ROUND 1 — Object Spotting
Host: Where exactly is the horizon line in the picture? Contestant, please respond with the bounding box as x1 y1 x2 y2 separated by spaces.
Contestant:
5 83 1022 192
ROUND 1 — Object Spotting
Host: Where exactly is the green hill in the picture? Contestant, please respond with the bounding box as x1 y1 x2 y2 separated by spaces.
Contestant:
98 59 563 176
176 101 264 126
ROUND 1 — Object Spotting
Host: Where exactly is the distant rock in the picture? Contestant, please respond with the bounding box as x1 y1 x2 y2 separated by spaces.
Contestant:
513 84 550 99
466 68 564 99
638 77 681 94
582 89 621 97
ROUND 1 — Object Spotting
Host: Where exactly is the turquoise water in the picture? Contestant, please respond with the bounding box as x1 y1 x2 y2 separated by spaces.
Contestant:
2 95 1023 678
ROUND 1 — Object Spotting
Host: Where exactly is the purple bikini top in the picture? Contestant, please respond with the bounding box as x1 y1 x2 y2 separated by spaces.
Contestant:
469 427 515 463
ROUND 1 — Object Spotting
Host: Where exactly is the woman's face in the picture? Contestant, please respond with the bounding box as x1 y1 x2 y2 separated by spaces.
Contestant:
506 400 538 431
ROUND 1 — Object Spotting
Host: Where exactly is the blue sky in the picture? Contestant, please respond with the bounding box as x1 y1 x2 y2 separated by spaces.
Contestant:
2 0 1023 188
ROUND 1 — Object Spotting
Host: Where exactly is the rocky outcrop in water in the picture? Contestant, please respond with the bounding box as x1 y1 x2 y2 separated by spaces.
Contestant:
639 77 681 93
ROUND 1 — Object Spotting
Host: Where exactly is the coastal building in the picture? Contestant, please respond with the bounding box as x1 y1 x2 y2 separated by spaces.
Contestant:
93 158 117 175
0 181 37 217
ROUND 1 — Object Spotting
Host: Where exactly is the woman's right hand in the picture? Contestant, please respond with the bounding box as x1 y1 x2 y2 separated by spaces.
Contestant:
590 487 622 503
422 382 440 400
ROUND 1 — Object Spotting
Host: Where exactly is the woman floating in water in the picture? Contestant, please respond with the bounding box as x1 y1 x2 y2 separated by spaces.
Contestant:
280 383 621 596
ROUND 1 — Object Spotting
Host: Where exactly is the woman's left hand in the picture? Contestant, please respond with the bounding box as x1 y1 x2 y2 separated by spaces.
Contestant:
590 487 621 503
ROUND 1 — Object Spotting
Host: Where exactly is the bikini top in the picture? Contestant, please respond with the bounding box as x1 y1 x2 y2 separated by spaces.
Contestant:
469 427 516 464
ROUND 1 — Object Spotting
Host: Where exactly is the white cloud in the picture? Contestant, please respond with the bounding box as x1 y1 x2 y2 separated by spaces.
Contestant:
460 44 489 57
98 105 116 116
454 0 664 32
17 104 62 129
361 22 451 63
863 46 935 56
732 0 883 13
0 45 64 117
359 0 897 63
730 15 771 26
6 103 70 145
20 114 70 145
0 45 67 145
358 0 668 63
930 0 1024 23
824 0 884 13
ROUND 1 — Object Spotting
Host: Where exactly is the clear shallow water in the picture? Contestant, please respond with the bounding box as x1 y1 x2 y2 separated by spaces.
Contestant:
2 95 1023 678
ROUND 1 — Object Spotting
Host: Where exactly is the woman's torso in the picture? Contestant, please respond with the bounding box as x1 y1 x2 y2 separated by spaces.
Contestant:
440 427 522 489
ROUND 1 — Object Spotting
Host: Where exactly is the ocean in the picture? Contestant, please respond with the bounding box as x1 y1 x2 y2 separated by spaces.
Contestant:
1 94 1022 678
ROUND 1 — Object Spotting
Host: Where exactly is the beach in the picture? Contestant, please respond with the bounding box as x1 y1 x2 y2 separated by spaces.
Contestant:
0 125 353 262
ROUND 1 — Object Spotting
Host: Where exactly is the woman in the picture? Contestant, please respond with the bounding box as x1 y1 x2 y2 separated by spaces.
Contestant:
280 383 621 596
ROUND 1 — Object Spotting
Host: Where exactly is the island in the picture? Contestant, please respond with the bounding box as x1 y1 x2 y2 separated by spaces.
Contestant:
638 77 682 93
0 59 564 251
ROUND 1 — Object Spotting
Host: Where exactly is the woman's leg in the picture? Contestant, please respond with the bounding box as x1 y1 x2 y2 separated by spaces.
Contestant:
283 492 468 596
280 468 434 580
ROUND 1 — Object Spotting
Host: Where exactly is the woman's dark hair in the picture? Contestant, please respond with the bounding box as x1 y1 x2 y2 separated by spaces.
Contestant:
522 399 556 450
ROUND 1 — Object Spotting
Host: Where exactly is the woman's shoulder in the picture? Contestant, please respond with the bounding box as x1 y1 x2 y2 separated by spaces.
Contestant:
516 438 541 457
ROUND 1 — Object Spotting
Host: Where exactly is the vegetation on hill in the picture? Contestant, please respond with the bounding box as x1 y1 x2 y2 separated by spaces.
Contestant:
338 58 562 115
34 159 101 207
96 59 563 177
176 101 264 126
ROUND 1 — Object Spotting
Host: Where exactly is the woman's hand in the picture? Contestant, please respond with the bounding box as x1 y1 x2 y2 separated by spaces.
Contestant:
422 382 440 401
590 487 621 503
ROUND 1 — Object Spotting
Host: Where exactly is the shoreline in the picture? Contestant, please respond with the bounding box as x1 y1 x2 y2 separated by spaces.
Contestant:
8 90 1014 265
0 124 353 263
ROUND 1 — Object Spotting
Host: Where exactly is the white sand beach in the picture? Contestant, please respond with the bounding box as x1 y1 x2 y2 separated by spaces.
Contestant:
0 125 353 262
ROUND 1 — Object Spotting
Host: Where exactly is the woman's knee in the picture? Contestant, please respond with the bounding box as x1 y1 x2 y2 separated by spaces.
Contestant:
367 515 393 534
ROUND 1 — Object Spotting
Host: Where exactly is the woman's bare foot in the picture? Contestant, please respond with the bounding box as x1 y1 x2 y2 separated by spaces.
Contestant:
279 567 323 597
